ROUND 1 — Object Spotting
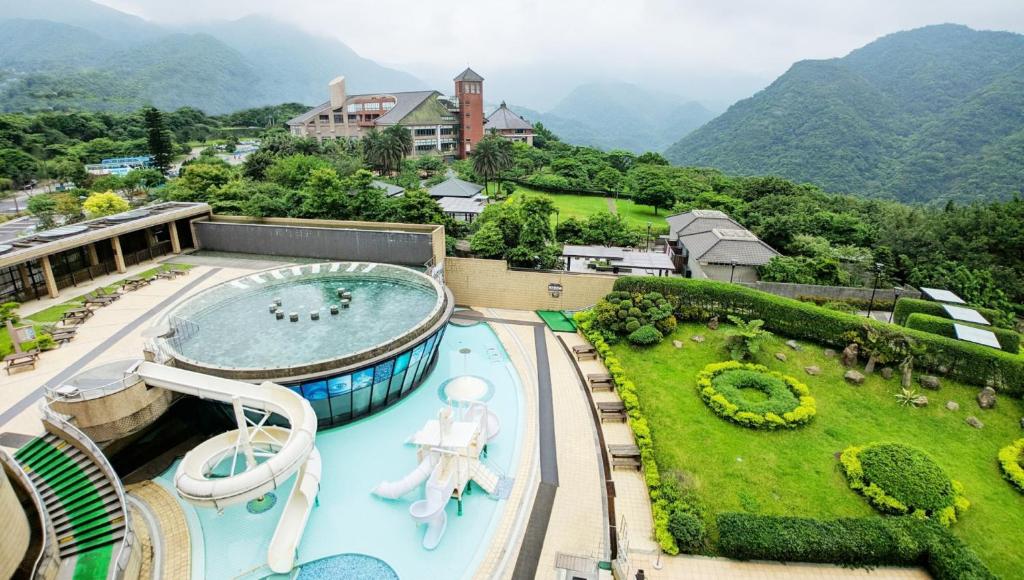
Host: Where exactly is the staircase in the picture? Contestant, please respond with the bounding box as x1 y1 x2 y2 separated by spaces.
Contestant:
14 434 126 563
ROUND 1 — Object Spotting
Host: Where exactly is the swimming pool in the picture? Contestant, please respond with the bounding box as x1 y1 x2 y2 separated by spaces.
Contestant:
157 322 524 579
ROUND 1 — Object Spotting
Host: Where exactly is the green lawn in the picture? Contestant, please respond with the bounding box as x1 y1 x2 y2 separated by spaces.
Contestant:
611 322 1024 577
507 186 669 233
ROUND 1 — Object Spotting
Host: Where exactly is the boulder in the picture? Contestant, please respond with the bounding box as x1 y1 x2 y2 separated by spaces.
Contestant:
775 352 787 362
804 365 821 376
977 387 997 410
672 340 683 349
919 375 941 390
707 316 720 330
844 370 865 385
785 339 801 351
913 395 929 408
841 344 859 367
691 335 705 343
966 416 984 429
946 401 960 412
880 367 894 380
823 349 837 358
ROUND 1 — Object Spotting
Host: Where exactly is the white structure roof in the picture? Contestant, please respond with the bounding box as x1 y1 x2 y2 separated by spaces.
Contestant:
942 304 990 326
561 245 675 271
953 324 1001 349
920 287 967 304
436 196 485 215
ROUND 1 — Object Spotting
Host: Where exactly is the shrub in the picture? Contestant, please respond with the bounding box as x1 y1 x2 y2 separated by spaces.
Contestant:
628 324 663 346
612 276 1024 396
35 334 57 351
716 513 995 579
592 290 676 344
894 297 1011 329
997 439 1024 494
905 312 1019 354
821 300 857 313
667 509 705 553
840 443 968 525
696 361 815 429
723 315 772 360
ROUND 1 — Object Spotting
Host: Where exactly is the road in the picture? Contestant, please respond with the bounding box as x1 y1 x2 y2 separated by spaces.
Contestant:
0 185 50 214
0 216 38 243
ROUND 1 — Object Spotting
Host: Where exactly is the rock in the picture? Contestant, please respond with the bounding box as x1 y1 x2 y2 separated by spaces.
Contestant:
946 401 960 412
919 375 941 390
880 367 894 380
913 395 929 408
966 416 984 429
823 349 837 358
841 343 859 367
804 365 821 376
844 370 865 385
775 352 787 362
672 340 683 349
707 316 719 330
977 387 997 409
691 335 705 343
785 339 801 351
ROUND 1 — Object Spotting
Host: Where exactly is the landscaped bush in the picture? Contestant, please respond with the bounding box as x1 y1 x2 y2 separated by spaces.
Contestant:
905 312 1020 354
894 297 1011 329
696 361 815 429
716 513 995 579
627 324 663 345
840 443 969 525
612 276 1024 396
997 439 1024 493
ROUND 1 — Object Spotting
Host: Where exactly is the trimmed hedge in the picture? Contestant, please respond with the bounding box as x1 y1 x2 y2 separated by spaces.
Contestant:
612 276 1024 396
997 439 1024 494
840 443 969 525
905 312 1020 354
697 362 815 429
894 297 1009 329
716 513 996 579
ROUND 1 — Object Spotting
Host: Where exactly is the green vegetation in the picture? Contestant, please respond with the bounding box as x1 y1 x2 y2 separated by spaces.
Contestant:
697 362 816 429
840 443 969 525
997 440 1024 494
904 313 1020 354
665 25 1024 204
606 320 1023 576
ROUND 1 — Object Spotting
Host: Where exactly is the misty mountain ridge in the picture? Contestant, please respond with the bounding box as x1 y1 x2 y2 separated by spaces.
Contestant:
665 24 1024 203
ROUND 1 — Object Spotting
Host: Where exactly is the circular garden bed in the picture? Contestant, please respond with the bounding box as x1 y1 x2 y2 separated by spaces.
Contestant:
696 361 815 429
840 442 969 525
998 439 1024 494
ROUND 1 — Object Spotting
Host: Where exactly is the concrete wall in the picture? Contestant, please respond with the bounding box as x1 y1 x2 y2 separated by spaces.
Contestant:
0 460 31 579
445 257 615 310
194 220 436 266
737 281 921 304
49 382 178 445
698 262 760 284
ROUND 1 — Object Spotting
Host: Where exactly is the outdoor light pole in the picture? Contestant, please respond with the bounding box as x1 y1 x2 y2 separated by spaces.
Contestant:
888 286 902 323
867 262 884 320
646 222 652 251
554 210 560 233
729 259 737 283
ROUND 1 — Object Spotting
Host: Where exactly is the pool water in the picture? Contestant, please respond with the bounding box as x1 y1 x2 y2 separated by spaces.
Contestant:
157 323 523 579
173 276 437 369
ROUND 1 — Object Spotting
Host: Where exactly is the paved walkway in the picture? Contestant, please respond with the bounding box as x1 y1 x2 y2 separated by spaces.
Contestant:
128 481 191 580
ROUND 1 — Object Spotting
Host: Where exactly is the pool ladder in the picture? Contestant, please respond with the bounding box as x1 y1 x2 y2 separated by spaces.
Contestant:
485 347 502 364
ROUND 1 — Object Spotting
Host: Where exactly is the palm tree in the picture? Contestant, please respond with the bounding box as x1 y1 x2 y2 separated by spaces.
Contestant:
383 125 413 162
363 129 385 175
471 134 513 193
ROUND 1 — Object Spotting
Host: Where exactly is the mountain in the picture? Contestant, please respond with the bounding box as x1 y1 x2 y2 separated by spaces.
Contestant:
0 0 423 114
513 82 715 153
665 24 1024 203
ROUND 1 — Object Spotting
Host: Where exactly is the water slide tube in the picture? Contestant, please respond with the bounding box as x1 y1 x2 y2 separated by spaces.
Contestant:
409 456 458 550
465 404 501 442
135 362 321 573
372 454 438 500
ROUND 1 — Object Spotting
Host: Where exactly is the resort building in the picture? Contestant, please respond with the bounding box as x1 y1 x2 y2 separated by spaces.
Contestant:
286 68 489 160
665 209 781 282
485 102 535 145
427 176 488 222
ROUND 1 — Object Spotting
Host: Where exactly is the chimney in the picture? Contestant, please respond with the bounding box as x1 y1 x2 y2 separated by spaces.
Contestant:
329 76 347 110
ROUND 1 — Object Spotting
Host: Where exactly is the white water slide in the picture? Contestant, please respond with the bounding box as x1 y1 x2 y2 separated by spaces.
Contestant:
135 362 321 574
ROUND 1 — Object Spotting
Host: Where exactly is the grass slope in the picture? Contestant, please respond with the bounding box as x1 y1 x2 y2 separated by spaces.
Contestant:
508 186 669 233
611 322 1024 577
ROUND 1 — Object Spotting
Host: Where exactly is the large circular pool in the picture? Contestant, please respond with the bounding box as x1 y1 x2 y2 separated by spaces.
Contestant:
151 262 454 426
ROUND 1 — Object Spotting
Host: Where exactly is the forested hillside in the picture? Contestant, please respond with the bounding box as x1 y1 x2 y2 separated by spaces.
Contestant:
665 24 1024 203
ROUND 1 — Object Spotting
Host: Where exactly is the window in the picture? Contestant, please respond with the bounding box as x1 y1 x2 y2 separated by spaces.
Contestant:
333 114 343 123
440 127 454 135
382 101 395 110
318 114 329 123
347 103 362 112
348 114 357 122
364 102 381 111
414 128 435 137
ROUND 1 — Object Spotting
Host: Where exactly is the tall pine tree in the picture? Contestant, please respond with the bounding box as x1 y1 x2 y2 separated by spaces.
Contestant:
143 107 173 172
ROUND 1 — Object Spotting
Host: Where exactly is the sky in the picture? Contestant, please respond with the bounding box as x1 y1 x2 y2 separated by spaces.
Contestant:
96 0 1024 110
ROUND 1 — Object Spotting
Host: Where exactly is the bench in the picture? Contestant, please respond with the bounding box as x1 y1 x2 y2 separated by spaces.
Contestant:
587 373 615 391
572 344 597 361
608 444 642 471
4 350 39 375
596 401 627 422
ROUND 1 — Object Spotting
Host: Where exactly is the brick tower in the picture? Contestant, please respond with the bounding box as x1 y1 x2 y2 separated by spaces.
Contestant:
454 67 484 159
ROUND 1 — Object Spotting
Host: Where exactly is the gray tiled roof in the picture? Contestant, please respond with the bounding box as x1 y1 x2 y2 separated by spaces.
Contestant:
371 180 406 197
665 209 742 240
454 67 484 82
427 177 484 198
680 228 780 266
485 103 533 131
285 91 440 127
286 101 330 126
437 195 486 214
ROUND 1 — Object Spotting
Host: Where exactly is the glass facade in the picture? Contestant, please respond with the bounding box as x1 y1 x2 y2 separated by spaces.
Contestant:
286 324 448 428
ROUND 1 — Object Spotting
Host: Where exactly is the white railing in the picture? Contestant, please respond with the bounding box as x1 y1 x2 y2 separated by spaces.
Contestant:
39 402 134 579
43 370 143 403
0 450 58 579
